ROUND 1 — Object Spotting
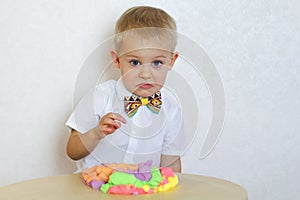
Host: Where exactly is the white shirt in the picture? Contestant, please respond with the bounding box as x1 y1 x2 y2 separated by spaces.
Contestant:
66 79 185 169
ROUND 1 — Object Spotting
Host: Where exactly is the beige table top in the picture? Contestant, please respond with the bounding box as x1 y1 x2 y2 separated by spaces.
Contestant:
0 173 247 200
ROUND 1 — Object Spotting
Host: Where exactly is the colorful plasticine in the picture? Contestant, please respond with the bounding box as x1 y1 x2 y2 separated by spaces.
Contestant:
108 184 154 195
134 160 153 181
100 166 162 193
81 160 178 195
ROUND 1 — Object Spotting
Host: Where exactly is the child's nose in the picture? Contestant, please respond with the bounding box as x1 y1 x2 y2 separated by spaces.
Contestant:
138 65 151 79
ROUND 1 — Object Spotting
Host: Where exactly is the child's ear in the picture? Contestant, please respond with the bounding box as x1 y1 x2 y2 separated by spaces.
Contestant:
169 52 179 69
110 50 120 68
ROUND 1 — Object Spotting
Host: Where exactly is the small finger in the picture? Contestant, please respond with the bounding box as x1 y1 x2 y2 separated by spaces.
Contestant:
103 117 119 128
102 126 114 134
110 113 127 124
114 121 121 129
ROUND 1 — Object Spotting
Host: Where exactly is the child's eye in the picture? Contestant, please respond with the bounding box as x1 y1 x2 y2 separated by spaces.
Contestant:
152 60 163 68
130 60 141 66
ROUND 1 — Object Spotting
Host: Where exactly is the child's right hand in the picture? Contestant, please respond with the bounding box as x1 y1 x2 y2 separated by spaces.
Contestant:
98 112 127 136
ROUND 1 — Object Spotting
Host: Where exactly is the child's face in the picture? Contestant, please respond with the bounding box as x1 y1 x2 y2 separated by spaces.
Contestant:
111 36 178 97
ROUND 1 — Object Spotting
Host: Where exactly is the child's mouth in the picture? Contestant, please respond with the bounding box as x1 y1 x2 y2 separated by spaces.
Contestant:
138 83 153 89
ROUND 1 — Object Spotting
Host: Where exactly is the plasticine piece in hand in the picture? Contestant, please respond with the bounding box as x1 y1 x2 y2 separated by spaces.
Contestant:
134 160 153 181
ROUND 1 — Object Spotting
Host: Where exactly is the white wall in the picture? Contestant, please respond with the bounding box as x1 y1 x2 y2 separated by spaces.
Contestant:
0 1 299 200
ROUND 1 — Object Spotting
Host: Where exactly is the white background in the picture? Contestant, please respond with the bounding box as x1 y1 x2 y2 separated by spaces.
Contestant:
0 0 299 199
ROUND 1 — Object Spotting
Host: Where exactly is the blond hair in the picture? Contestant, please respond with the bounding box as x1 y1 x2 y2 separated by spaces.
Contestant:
114 6 177 51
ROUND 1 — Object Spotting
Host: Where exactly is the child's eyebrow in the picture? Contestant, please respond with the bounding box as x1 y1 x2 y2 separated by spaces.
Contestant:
124 54 139 58
153 55 166 59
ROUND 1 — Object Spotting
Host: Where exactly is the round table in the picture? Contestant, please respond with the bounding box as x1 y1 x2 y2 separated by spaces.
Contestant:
0 173 247 200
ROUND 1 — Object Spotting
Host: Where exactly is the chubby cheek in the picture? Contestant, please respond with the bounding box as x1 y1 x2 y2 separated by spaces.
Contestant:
122 76 136 92
121 70 140 92
120 66 132 76
153 71 168 85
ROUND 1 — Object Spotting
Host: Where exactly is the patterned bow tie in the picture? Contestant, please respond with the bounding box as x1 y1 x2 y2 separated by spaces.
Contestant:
124 91 162 118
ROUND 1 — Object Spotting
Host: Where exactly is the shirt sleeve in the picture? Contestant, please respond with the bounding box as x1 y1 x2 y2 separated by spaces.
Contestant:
65 86 103 134
161 93 186 156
